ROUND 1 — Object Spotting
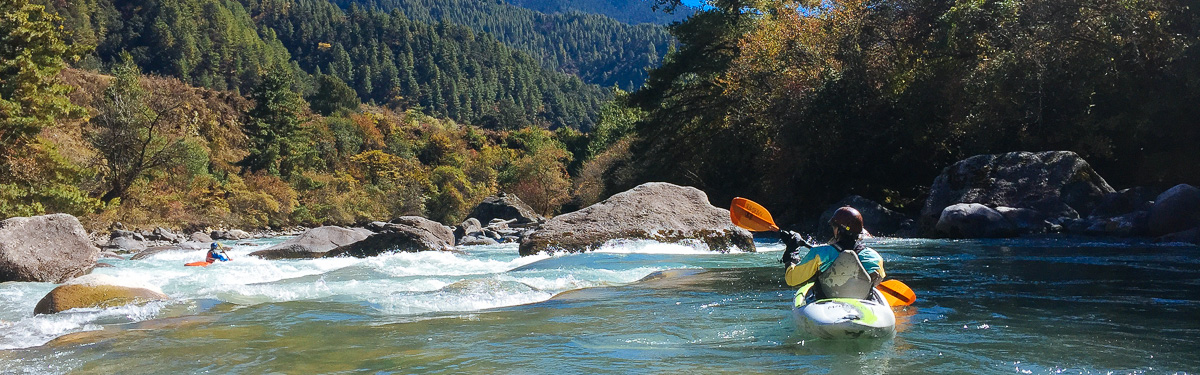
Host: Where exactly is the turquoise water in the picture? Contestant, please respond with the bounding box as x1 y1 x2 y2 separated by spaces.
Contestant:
1 237 1198 374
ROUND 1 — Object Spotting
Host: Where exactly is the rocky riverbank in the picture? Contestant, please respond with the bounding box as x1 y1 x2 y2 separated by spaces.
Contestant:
3 150 1198 316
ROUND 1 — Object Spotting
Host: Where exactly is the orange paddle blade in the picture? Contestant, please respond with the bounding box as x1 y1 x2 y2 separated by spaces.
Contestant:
730 197 780 232
878 279 916 307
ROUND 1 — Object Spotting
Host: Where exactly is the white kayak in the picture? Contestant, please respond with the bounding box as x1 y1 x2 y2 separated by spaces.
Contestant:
792 282 896 339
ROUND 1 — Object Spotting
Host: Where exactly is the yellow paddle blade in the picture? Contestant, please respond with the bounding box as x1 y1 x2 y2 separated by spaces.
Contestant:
878 279 916 307
730 197 780 232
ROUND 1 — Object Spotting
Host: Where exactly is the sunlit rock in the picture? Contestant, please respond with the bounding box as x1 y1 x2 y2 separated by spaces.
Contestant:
0 214 99 283
33 274 168 315
519 182 755 256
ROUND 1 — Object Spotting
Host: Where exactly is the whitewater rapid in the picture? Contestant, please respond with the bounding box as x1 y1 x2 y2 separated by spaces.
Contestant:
0 237 771 350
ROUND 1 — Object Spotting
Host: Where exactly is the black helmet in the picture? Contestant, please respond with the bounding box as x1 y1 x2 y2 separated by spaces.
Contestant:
829 206 863 237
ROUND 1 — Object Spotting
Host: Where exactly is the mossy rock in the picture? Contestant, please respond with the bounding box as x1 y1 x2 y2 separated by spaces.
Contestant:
34 274 168 315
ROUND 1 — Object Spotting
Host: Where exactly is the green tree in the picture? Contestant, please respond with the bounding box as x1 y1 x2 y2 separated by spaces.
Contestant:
239 68 305 177
89 56 191 203
308 74 359 116
0 0 82 153
0 0 97 216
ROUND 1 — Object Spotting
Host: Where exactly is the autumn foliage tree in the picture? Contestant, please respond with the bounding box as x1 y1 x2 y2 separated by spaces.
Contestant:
0 0 97 216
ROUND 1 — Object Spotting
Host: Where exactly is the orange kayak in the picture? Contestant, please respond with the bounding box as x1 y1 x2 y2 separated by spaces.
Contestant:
185 261 213 267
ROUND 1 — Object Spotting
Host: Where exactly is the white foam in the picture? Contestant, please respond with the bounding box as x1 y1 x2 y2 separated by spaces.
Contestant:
0 301 165 350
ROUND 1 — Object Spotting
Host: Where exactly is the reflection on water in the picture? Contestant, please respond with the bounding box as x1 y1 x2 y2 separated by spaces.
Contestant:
1 238 1198 374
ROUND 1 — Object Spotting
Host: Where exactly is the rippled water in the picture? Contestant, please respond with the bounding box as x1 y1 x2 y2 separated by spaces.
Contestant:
1 237 1198 374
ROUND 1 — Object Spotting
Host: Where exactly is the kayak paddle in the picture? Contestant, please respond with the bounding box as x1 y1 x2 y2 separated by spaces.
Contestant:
730 197 780 232
878 279 916 306
730 197 916 307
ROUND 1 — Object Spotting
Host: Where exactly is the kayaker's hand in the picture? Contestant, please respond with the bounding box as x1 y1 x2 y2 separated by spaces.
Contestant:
779 230 807 265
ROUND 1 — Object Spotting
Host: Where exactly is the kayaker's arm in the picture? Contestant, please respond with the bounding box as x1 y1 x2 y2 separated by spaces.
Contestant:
784 256 822 286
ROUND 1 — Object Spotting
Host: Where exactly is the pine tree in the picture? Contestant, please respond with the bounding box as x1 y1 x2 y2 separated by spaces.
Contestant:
0 0 98 216
239 68 306 177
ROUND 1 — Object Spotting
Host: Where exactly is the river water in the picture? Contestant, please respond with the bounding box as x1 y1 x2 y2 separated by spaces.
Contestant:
1 237 1197 374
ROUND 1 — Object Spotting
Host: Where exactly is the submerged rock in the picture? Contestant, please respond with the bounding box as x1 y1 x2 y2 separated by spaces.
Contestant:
920 151 1114 237
249 226 372 259
518 182 755 256
34 274 168 315
0 214 100 283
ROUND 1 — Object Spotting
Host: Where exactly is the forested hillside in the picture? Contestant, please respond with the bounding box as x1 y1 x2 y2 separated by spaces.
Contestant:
588 0 1200 224
41 0 607 130
335 0 675 89
2 0 589 229
503 0 695 25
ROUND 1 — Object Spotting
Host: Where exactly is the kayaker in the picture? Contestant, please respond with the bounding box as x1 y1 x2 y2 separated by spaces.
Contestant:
779 206 885 291
206 242 231 263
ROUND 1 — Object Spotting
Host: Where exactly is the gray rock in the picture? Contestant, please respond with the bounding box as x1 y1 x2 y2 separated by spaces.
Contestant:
919 151 1114 237
389 216 455 245
454 218 483 240
815 195 913 240
0 214 100 283
324 217 455 258
109 229 145 242
459 235 500 246
150 227 183 243
468 193 545 226
189 232 213 243
1147 184 1200 236
106 236 147 253
227 229 251 240
995 207 1050 235
249 226 372 259
519 182 756 256
934 203 1017 238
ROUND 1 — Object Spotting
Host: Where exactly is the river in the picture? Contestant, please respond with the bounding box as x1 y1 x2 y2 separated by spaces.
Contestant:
1 237 1197 374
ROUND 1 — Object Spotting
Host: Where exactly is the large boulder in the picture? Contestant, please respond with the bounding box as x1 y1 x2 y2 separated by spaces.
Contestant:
518 182 756 256
1147 184 1200 236
389 216 454 245
248 226 372 259
467 193 544 226
324 217 455 258
815 196 913 239
934 203 1018 238
920 151 1114 236
0 214 100 283
33 274 168 315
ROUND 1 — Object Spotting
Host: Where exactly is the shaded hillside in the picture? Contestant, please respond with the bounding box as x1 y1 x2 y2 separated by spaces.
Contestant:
338 0 675 90
504 0 696 25
41 0 607 130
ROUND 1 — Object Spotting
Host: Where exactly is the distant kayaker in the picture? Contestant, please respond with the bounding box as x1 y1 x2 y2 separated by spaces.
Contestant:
206 242 231 263
779 207 885 293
